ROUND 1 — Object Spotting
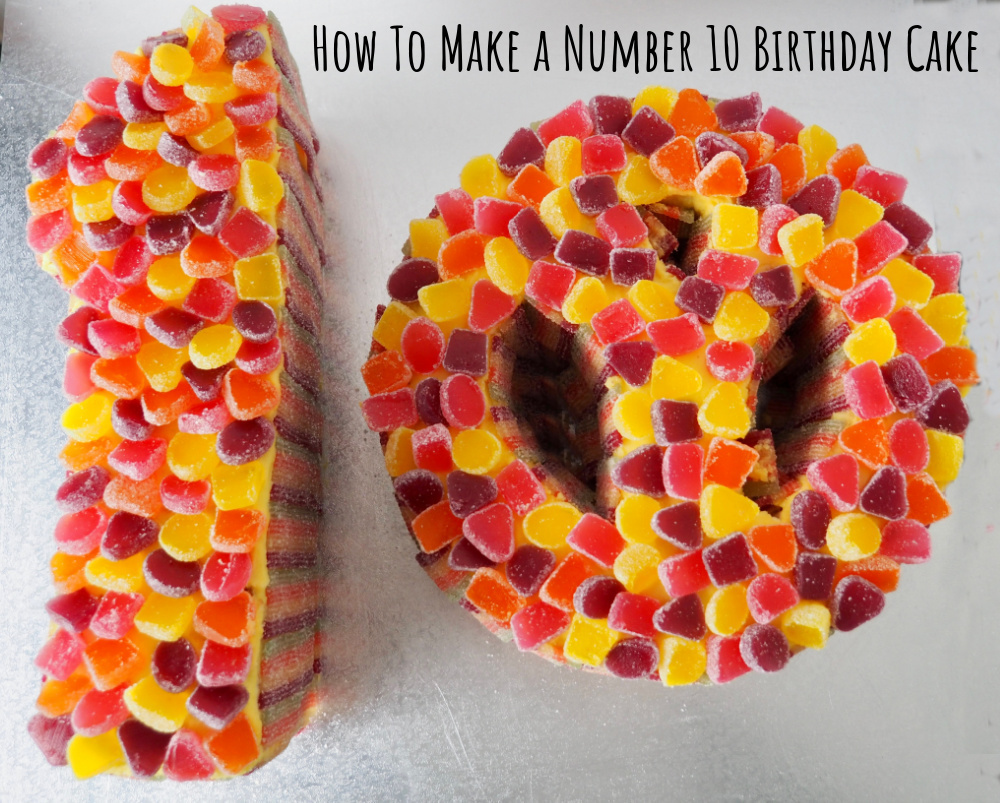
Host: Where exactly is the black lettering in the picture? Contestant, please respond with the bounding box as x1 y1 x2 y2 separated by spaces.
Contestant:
613 30 639 74
442 25 461 71
534 31 550 71
333 30 350 72
945 30 962 71
355 31 375 71
755 26 768 71
591 30 607 71
566 25 583 71
313 25 327 72
907 25 923 71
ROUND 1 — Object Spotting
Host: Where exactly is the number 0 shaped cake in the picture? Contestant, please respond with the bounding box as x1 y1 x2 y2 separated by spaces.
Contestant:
26 5 325 778
363 87 977 685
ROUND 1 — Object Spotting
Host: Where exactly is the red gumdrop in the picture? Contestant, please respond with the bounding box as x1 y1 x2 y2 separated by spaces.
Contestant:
662 442 704 500
707 635 751 684
72 265 125 313
706 340 755 382
841 276 896 323
463 503 516 563
525 260 575 311
439 374 485 429
212 3 268 32
510 602 571 651
183 277 238 323
67 150 108 185
434 189 475 234
163 730 215 781
714 92 763 132
161 475 212 514
187 190 235 237
612 444 667 497
916 381 969 435
495 460 546 517
509 206 558 261
143 74 186 112
609 247 656 287
591 298 644 345
473 197 522 238
446 471 497 518
607 592 660 638
596 203 646 248
196 641 252 687
605 340 656 387
740 164 782 209
647 312 706 357
859 465 908 520
844 361 895 420
746 574 800 624
26 209 72 253
201 552 253 601
467 280 516 333
795 552 837 601
219 207 275 258
913 253 961 296
28 715 74 766
89 591 144 639
832 575 885 631
581 134 627 175
71 686 129 736
111 398 155 440
757 204 799 256
854 220 908 278
186 685 250 731
566 512 626 567
144 549 201 598
805 453 860 513
54 507 108 555
108 437 167 481
675 276 725 323
880 518 932 564
35 629 85 680
234 337 282 375
697 250 758 290
400 318 445 374
790 489 831 550
410 424 452 473
83 76 121 117
56 466 110 514
589 94 633 137
45 587 99 633
787 175 841 226
27 138 68 180
537 99 594 147
659 549 711 597
224 93 277 127
757 106 803 145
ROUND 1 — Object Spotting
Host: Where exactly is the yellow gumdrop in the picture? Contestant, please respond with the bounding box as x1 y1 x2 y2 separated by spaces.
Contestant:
167 433 219 482
189 324 243 370
628 276 680 321
827 190 883 241
880 258 935 310
147 255 196 302
843 318 897 365
409 218 449 261
633 85 678 119
713 291 770 342
650 355 703 400
182 6 208 38
826 512 881 561
613 388 655 441
485 236 531 295
562 275 608 325
187 116 235 151
385 427 416 477
613 543 662 592
705 583 749 636
779 601 831 649
71 180 116 223
62 392 113 442
539 186 594 237
212 460 267 510
700 484 759 540
925 429 964 487
659 636 707 686
136 341 187 392
460 154 505 199
238 159 284 213
122 122 167 151
418 278 472 323
234 253 284 303
67 732 126 779
452 429 502 475
184 70 239 103
615 494 661 545
142 164 199 213
123 676 191 733
617 154 669 205
711 203 758 252
563 613 621 666
150 42 194 87
697 382 751 439
544 136 583 186
798 124 838 179
134 593 198 641
372 301 418 350
920 293 967 345
523 502 582 549
159 511 213 561
777 213 825 268
84 552 146 593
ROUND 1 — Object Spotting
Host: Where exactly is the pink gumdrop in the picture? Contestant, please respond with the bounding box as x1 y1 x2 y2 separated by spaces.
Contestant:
26 209 72 253
212 3 268 32
101 511 159 560
27 138 68 180
163 730 215 781
582 134 627 175
188 153 241 191
496 460 546 517
178 397 233 434
28 714 73 766
83 76 120 116
143 74 186 112
67 150 107 185
115 79 160 124
56 466 110 514
844 360 896 419
510 602 571 651
112 236 154 285
706 340 755 382
526 260 576 311
112 181 154 227
607 592 660 638
439 374 485 430
805 453 860 513
234 337 282 375
662 442 704 500
757 106 803 145
58 307 102 354
434 188 475 234
200 552 253 602
913 253 961 296
64 353 98 401
697 250 758 290
84 217 135 253
71 686 129 737
183 277 238 323
161 476 212 515
88 319 141 358
111 398 154 440
707 634 751 684
887 307 945 361
219 207 276 259
89 591 144 640
658 550 711 597
590 298 644 345
747 574 800 624
880 518 932 563
108 437 167 482
854 220 908 278
647 312 706 357
758 204 799 256
854 165 908 207
537 99 594 146
400 318 445 374
45 587 98 633
566 512 626 568
596 203 646 248
54 507 107 555
72 265 124 314
224 92 278 127
841 276 896 323
462 503 516 563
410 424 453 473
35 629 85 680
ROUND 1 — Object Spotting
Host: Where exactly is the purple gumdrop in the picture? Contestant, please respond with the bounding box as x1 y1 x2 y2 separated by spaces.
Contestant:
695 131 749 167
101 511 159 560
182 362 229 402
186 685 249 730
859 466 908 520
45 588 99 633
569 174 619 217
703 533 758 587
604 340 656 387
145 307 205 348
83 217 135 252
152 638 197 693
157 132 200 167
28 138 69 180
141 29 187 57
554 230 612 276
415 377 445 425
111 398 154 440
448 537 496 571
622 106 675 157
232 300 278 343
651 502 702 551
216 417 276 465
187 190 235 237
442 329 488 377
507 545 557 597
740 165 782 209
652 399 702 445
144 549 201 598
224 30 267 63
386 258 440 304
57 307 102 354
573 575 626 619
605 637 660 679
56 466 111 514
509 207 557 260
882 354 932 413
883 202 933 255
714 91 763 132
832 575 886 631
790 490 831 549
119 720 171 777
794 552 837 600
609 247 656 287
788 175 842 226
446 471 498 518
589 95 633 136
740 624 791 672
75 115 125 158
916 381 969 435
497 127 546 177
675 276 725 323
146 213 194 255
115 80 161 124
393 469 443 514
612 445 666 497
654 594 707 640
749 264 796 307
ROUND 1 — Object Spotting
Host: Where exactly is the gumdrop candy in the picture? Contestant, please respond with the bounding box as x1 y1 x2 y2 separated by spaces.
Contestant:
648 135 699 190
882 354 932 412
914 252 961 296
790 490 831 549
831 575 885 631
653 594 706 640
887 306 944 361
662 443 704 501
118 720 171 777
697 250 758 290
607 592 659 638
569 174 618 217
806 453 859 512
589 94 633 136
573 575 625 619
28 714 74 766
622 106 675 156
794 552 837 601
604 637 659 679
882 202 932 254
703 532 757 587
844 361 895 419
652 400 701 444
675 276 725 322
605 341 656 387
647 313 705 357
917 381 969 435
739 624 790 672
706 634 751 684
757 204 799 256
506 545 556 597
510 603 571 651
841 276 895 324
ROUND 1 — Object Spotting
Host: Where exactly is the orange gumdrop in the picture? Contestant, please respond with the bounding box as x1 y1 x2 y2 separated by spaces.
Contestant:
694 151 748 198
922 347 979 386
141 382 198 426
411 501 464 553
190 16 226 69
839 418 890 469
668 88 718 138
37 672 93 717
438 230 486 279
60 437 116 471
91 357 148 399
748 524 797 573
211 508 268 553
804 239 858 297
57 101 95 140
205 713 260 775
361 350 412 395
648 136 699 191
827 143 869 190
769 143 807 199
906 472 952 525
834 555 900 593
104 145 163 182
27 174 71 216
704 438 759 488
222 369 280 420
506 164 557 209
730 131 775 171
83 638 144 691
165 100 213 137
195 592 256 647
111 51 150 83
539 553 598 612
52 231 97 286
52 552 91 594
465 568 523 624
233 59 280 93
109 285 165 328
235 125 276 162
104 472 164 517
181 235 236 278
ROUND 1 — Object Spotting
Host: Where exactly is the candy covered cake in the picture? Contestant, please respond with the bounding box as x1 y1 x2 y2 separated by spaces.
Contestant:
26 5 325 778
362 87 976 684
